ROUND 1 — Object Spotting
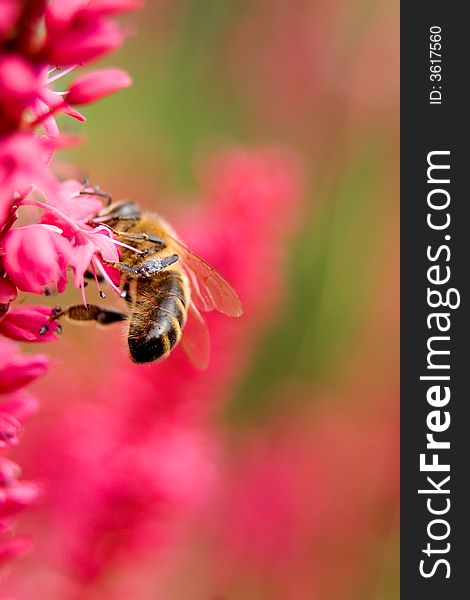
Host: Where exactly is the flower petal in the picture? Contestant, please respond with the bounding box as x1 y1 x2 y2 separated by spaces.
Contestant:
3 224 71 294
0 306 61 342
67 68 132 105
0 341 49 394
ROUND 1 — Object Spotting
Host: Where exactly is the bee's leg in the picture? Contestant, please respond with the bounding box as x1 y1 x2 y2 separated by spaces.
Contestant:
108 229 167 249
52 305 127 325
106 254 179 278
79 181 113 206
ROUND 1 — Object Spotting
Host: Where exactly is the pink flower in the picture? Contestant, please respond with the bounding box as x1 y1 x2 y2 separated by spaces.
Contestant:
0 339 49 394
0 457 20 485
0 364 40 452
44 13 124 66
20 198 127 301
34 78 86 128
0 535 32 564
187 396 399 599
0 392 38 451
9 192 132 302
68 225 122 291
43 0 141 65
25 404 216 584
0 134 57 228
46 0 142 28
0 479 40 519
0 305 61 342
0 338 45 565
42 0 142 66
45 179 104 225
0 413 21 450
0 3 137 137
0 0 19 40
2 224 71 294
0 390 39 425
0 276 17 314
0 55 40 112
79 0 143 18
67 68 132 105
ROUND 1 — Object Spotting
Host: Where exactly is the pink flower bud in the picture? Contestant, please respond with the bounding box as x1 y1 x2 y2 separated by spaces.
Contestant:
0 277 16 304
0 0 20 40
0 413 21 450
0 340 49 393
3 224 71 294
46 0 141 28
0 390 39 425
0 535 32 564
45 0 87 31
0 480 41 518
82 0 143 18
0 306 61 342
46 19 123 66
67 68 132 105
0 277 17 314
0 134 58 226
0 458 20 486
0 55 40 108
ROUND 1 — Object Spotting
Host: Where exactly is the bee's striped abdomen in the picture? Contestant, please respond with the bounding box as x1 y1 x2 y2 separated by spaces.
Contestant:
128 270 187 363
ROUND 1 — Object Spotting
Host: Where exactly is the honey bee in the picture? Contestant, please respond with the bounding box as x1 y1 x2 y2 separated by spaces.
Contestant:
54 198 243 369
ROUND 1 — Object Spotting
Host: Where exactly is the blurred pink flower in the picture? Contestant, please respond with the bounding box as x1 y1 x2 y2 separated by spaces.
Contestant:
0 1 136 139
0 413 21 450
0 55 40 116
0 534 33 565
67 68 132 105
47 19 123 66
0 0 20 40
30 405 217 585
0 276 17 314
0 338 45 565
0 340 49 394
0 390 39 426
0 478 40 520
164 393 399 600
223 0 398 151
44 0 140 65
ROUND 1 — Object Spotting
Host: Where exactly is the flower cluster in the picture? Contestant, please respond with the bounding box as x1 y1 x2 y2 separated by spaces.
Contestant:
6 149 303 596
0 338 44 563
0 0 140 568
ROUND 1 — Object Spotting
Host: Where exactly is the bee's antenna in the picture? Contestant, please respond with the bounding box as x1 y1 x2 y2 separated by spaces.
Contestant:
79 183 113 206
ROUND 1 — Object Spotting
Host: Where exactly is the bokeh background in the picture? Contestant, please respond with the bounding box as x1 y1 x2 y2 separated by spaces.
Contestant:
5 1 399 598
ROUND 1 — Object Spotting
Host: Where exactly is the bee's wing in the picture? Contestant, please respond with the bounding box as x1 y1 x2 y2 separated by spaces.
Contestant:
179 302 210 370
169 236 243 317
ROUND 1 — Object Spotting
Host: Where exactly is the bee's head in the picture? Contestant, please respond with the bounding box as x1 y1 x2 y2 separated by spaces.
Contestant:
97 200 141 221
